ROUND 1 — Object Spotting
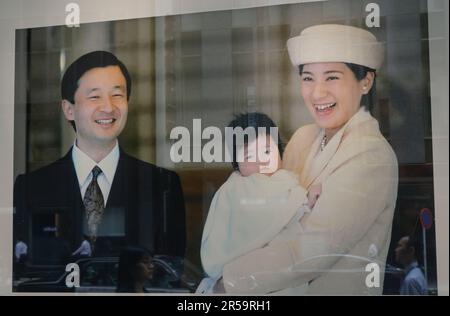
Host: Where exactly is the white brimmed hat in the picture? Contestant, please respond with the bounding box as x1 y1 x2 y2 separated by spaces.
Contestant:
287 24 384 70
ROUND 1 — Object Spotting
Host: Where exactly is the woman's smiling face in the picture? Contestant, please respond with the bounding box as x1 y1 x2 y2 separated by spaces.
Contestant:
300 62 373 138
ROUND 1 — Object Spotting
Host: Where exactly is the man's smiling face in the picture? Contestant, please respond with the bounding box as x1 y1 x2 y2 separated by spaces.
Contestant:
63 65 128 150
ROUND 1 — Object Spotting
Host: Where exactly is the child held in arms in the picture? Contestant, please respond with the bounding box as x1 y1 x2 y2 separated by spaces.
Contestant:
197 112 321 293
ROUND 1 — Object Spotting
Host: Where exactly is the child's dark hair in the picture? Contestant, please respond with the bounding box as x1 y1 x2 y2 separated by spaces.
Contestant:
227 112 284 171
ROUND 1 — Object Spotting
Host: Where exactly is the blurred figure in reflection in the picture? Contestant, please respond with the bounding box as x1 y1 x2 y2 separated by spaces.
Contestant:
116 246 154 293
395 235 427 295
71 234 92 260
14 237 28 279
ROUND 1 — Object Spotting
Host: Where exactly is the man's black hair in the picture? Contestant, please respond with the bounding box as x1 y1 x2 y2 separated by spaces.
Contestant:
227 112 284 171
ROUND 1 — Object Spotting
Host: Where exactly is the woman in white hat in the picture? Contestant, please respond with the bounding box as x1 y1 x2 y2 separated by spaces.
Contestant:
219 24 399 295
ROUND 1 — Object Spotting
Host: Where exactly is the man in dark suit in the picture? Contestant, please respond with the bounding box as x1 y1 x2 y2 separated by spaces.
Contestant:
13 51 186 271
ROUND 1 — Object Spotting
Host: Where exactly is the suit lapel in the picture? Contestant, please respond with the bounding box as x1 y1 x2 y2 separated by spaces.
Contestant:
58 148 84 248
108 149 138 244
104 153 125 210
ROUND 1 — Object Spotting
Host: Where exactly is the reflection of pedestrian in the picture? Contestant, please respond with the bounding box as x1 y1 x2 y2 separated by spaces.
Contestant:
116 246 154 293
395 235 427 295
14 238 28 278
72 234 92 259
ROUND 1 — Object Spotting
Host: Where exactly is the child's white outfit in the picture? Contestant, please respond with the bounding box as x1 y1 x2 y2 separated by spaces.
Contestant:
197 169 310 293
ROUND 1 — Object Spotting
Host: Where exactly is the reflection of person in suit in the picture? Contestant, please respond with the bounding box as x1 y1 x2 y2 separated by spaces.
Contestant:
219 25 398 295
14 51 186 271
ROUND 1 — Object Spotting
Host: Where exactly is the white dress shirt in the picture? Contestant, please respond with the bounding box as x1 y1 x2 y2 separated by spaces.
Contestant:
72 141 120 206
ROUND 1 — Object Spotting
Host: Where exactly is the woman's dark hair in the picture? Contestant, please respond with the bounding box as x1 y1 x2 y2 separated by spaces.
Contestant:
227 112 284 171
298 63 377 113
116 246 153 293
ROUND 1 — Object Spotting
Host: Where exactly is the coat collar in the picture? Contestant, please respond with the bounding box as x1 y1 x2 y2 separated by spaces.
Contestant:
301 108 375 188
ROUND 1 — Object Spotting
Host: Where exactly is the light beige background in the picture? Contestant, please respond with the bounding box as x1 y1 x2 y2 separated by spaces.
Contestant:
0 0 448 295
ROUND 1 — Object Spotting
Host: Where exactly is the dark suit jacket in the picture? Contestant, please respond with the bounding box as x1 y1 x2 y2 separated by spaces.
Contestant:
14 148 186 263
